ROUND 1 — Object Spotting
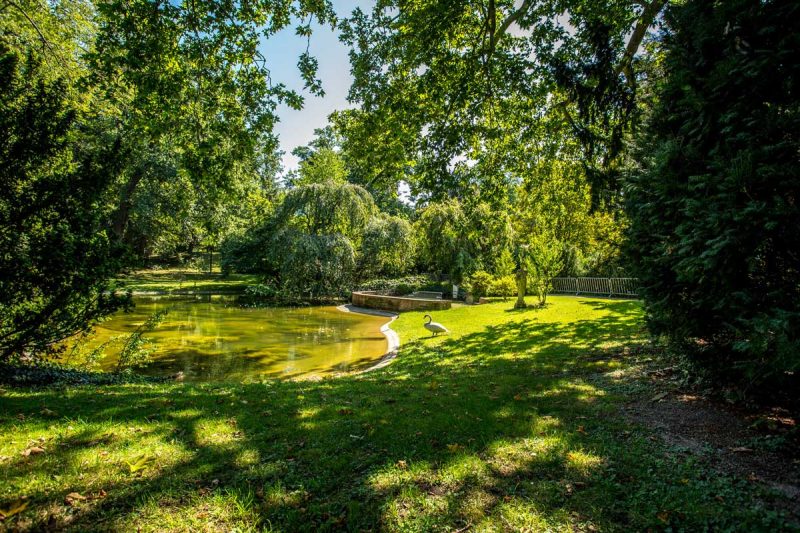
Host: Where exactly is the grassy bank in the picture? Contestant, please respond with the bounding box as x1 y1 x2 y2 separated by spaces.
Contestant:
0 297 795 531
113 268 259 294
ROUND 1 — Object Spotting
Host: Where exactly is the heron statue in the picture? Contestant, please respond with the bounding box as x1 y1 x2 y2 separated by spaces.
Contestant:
423 314 449 336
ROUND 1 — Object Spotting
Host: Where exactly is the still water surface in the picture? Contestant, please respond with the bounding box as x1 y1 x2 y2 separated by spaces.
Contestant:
87 296 390 381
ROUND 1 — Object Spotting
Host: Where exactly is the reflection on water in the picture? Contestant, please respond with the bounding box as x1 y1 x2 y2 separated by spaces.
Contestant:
85 296 390 381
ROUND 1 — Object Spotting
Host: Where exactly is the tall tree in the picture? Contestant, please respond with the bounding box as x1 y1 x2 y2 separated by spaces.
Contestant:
89 0 336 243
0 45 128 361
340 0 666 207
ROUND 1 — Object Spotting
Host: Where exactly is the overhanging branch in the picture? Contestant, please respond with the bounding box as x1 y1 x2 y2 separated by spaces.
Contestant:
6 0 53 52
495 0 534 39
615 0 667 83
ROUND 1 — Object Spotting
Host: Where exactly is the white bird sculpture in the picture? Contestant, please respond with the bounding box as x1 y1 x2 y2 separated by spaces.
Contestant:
423 314 449 336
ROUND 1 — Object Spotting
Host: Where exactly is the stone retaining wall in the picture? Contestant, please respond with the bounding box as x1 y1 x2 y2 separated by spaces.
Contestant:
351 291 451 312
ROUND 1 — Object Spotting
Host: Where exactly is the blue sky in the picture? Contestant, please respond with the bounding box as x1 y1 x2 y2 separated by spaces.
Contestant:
262 1 371 172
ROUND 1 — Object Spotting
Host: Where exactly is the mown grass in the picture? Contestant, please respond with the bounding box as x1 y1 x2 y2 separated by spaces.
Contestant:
113 268 259 294
0 297 795 531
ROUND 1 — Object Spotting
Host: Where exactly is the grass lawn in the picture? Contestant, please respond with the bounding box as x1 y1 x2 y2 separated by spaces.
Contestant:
0 296 794 531
113 268 259 294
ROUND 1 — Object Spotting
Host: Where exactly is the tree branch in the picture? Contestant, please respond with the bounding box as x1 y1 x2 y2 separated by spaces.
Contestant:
615 0 667 82
495 0 534 42
6 0 53 52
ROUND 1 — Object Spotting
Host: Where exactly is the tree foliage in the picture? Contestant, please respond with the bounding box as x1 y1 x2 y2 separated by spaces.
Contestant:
276 181 376 242
626 0 800 389
340 0 665 206
359 215 415 279
223 181 384 298
414 199 515 284
0 45 128 360
291 147 348 187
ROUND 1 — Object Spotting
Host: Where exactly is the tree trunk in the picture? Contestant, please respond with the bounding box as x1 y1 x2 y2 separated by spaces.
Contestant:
514 268 527 309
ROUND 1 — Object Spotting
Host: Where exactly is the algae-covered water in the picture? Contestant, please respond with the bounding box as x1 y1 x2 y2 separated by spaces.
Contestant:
83 296 391 381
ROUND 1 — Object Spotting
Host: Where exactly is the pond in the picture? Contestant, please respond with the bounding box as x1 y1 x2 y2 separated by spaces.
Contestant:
78 296 392 381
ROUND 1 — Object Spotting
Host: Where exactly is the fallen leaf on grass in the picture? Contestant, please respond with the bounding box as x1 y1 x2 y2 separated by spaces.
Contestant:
730 446 754 453
126 454 156 473
337 408 353 415
21 446 45 457
650 392 669 403
657 511 670 523
40 408 57 417
576 426 586 434
65 492 87 506
395 460 407 469
446 443 462 452
0 498 29 520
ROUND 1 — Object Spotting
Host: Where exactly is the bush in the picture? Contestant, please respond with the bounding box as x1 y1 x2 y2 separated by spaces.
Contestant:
356 275 438 296
0 362 167 387
488 275 516 297
464 271 493 299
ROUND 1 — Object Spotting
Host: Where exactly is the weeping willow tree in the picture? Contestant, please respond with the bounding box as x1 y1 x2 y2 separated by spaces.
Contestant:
224 181 378 298
275 181 376 242
358 214 415 279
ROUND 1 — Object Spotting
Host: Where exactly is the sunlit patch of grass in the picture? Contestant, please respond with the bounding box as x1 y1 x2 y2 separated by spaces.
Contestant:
565 450 605 475
116 488 263 532
234 448 260 468
496 498 580 532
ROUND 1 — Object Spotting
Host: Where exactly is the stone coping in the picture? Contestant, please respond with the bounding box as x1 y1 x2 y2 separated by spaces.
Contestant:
336 304 400 373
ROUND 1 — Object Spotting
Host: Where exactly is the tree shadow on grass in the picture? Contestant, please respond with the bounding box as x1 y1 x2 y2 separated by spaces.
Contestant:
0 303 788 531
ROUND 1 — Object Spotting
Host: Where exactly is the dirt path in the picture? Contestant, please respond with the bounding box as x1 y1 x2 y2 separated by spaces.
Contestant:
624 391 800 520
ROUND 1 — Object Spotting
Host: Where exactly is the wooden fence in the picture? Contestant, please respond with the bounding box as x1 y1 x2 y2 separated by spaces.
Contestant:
550 277 640 297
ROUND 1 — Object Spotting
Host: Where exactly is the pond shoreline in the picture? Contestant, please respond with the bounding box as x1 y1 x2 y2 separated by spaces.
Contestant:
336 304 400 373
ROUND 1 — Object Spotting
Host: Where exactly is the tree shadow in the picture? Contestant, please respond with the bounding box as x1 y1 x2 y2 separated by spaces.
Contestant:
0 301 782 531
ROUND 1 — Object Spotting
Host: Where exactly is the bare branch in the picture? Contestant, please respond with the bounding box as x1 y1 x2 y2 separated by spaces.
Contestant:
495 0 534 41
615 0 667 82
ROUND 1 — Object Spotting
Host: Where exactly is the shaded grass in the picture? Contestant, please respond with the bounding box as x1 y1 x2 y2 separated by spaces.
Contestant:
0 297 794 531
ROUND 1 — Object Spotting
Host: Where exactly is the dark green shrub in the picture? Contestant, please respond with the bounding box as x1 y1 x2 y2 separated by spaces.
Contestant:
0 46 129 361
0 362 167 387
626 0 800 392
356 275 438 295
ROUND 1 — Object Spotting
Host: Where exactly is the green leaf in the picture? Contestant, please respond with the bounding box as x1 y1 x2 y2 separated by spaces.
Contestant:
126 454 156 473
